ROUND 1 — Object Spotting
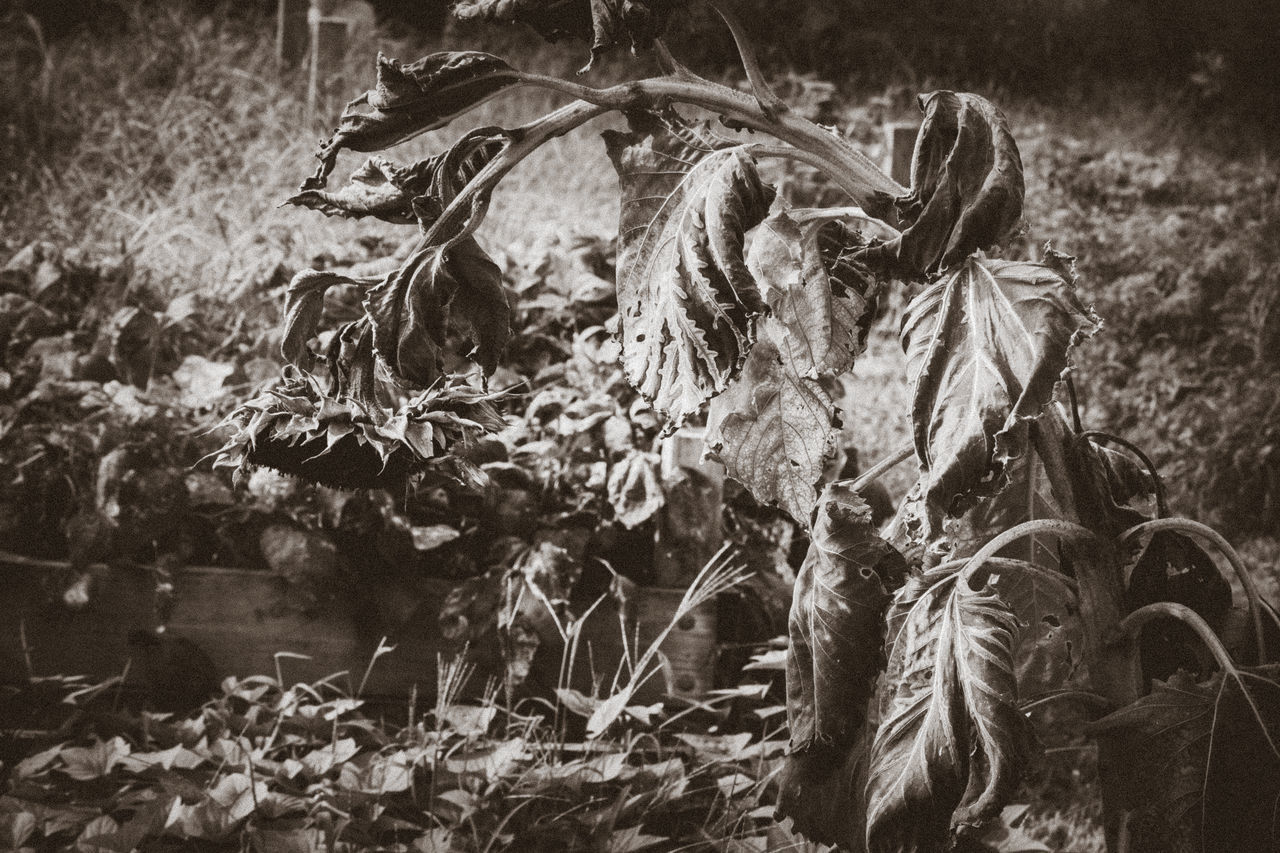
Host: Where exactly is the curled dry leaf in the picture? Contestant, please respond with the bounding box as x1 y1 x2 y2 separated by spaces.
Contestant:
862 91 1024 276
366 238 511 385
1088 664 1280 853
867 568 1035 850
777 483 907 849
604 109 774 432
707 211 878 523
303 52 517 190
453 0 679 69
901 257 1099 537
289 133 503 228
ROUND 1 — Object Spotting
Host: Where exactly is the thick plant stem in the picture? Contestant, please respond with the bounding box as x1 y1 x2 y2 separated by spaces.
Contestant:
850 443 915 494
512 72 907 213
1119 517 1267 663
420 100 609 249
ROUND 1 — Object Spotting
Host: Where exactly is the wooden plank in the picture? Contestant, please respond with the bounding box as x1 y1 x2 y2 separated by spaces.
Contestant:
276 0 310 68
307 4 349 118
885 121 919 187
654 427 723 587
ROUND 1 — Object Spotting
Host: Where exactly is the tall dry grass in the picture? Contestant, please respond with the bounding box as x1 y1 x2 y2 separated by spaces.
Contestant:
1 4 625 306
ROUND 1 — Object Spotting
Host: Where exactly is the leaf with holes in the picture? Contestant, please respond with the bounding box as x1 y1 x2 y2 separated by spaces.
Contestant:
862 91 1024 276
303 52 517 189
705 334 837 524
867 569 1035 849
1126 530 1233 681
749 208 881 379
778 483 906 849
1088 664 1280 853
604 109 774 432
901 257 1099 537
706 211 877 522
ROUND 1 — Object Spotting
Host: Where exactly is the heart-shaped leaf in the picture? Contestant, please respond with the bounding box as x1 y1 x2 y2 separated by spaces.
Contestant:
901 257 1099 537
862 91 1024 276
1126 530 1233 681
867 569 1035 849
604 109 775 432
304 52 517 189
777 484 906 849
1088 664 1280 853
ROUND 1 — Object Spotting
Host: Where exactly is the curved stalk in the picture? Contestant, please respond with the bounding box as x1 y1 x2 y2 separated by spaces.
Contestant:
1119 518 1266 664
1081 430 1168 517
1117 601 1239 674
850 443 915 494
888 555 1077 653
1065 376 1084 434
390 101 610 276
705 0 788 119
961 519 1100 590
1019 689 1114 715
512 71 907 213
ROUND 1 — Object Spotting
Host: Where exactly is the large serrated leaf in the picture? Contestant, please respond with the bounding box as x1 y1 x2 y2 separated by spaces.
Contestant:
862 91 1024 276
901 257 1099 537
705 210 877 522
604 109 774 432
1088 664 1280 853
704 334 838 524
303 52 517 190
778 484 906 850
867 570 1035 850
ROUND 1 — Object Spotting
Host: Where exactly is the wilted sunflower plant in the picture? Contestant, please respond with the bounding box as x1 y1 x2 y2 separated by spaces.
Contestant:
220 1 1280 850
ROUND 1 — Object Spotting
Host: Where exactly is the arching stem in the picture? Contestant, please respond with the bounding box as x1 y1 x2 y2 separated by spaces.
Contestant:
1117 601 1239 674
512 71 906 213
1081 430 1168 517
1020 689 1114 715
705 0 788 120
850 443 915 494
1120 517 1267 663
961 519 1100 590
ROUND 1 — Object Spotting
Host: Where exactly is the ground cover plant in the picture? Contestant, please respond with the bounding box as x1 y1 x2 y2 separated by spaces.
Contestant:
206 1 1280 850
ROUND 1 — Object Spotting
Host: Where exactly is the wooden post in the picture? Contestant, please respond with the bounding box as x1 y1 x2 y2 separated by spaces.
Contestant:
307 1 349 119
637 427 725 699
655 427 724 587
885 121 919 187
276 0 309 68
